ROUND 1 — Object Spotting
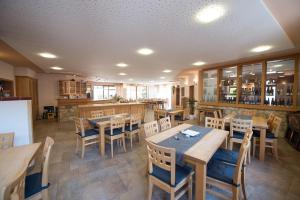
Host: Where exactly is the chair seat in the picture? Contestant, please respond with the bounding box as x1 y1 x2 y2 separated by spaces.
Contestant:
212 148 239 165
253 130 277 139
76 129 99 138
125 123 139 132
105 127 123 136
231 131 245 139
25 173 49 198
150 165 193 187
207 160 238 186
175 115 183 121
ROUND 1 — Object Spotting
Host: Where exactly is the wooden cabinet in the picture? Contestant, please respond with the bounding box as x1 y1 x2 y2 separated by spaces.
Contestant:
58 80 91 96
15 76 39 120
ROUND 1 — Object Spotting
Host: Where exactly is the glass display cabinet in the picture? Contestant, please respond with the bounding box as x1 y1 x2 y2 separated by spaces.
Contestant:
203 70 217 102
239 63 262 105
265 59 295 106
220 66 237 103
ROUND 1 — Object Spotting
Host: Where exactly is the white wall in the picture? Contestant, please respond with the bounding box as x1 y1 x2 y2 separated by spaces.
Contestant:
0 61 15 81
0 100 33 146
15 67 37 78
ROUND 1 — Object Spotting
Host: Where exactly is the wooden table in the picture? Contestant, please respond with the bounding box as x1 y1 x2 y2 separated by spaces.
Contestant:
88 113 131 156
146 124 229 200
224 113 268 161
167 109 184 126
0 143 41 197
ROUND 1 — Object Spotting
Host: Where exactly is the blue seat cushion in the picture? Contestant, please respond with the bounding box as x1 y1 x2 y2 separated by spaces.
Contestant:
212 148 239 165
150 165 193 187
105 127 123 136
207 160 239 186
76 129 99 138
253 129 277 139
231 131 245 139
175 115 183 121
25 173 49 198
125 123 139 131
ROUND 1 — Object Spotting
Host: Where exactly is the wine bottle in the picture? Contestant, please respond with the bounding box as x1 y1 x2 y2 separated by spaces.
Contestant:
271 98 275 105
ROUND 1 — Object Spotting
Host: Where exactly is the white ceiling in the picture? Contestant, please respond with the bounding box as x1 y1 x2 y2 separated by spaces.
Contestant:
0 0 294 83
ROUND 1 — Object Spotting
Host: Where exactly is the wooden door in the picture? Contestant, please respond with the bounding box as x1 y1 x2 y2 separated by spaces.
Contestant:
189 85 195 99
176 87 180 106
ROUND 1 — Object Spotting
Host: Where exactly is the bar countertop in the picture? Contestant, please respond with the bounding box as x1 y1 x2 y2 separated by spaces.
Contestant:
78 102 145 108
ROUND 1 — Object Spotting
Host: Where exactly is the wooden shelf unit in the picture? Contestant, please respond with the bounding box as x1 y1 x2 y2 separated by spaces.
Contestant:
58 80 92 96
198 54 300 111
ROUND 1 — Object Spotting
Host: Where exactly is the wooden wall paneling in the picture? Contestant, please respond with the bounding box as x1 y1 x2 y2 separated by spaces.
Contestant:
261 61 267 105
293 55 299 107
216 68 221 102
198 70 203 103
236 65 242 104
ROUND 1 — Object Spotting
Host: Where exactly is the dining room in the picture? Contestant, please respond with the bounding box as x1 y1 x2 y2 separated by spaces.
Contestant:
1 0 300 200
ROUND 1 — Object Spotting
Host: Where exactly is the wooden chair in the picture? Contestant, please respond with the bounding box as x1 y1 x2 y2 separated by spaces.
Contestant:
213 111 219 118
90 110 104 119
25 137 54 200
74 118 99 158
240 109 257 116
159 116 172 132
267 112 275 127
206 129 252 200
144 121 159 138
253 116 282 160
0 132 14 150
154 109 167 120
105 117 126 158
3 161 27 200
229 118 253 164
125 114 141 149
146 141 194 200
205 117 226 148
217 109 223 118
103 108 115 116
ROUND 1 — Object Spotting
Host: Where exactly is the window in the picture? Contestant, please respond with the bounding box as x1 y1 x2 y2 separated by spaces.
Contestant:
93 85 116 100
203 70 217 102
137 86 147 99
126 85 137 100
220 66 237 103
239 63 262 104
265 59 295 106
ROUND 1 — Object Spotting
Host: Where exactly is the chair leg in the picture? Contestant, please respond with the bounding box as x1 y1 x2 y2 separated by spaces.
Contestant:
252 138 256 157
130 134 133 149
42 189 49 200
232 187 239 200
170 189 175 200
241 167 247 200
81 140 85 159
111 139 114 158
273 140 279 160
123 135 127 152
75 136 79 153
148 178 153 200
248 145 251 164
188 175 193 200
229 140 233 150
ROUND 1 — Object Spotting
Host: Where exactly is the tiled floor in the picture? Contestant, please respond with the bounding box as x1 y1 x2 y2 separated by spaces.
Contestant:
31 117 300 200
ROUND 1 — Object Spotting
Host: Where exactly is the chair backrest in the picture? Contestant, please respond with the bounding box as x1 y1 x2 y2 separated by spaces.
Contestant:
240 109 256 116
90 110 104 119
270 116 282 137
233 129 253 186
144 121 159 138
205 117 224 130
0 132 14 150
267 112 275 127
3 161 27 200
230 118 253 137
146 141 176 186
154 109 167 120
217 110 223 118
159 116 172 132
74 118 91 137
213 111 218 118
41 137 54 188
103 108 115 116
109 117 125 135
129 113 142 128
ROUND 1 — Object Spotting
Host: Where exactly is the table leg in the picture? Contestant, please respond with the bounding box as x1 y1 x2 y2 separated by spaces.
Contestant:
195 163 206 200
170 114 175 127
259 128 266 161
99 126 105 156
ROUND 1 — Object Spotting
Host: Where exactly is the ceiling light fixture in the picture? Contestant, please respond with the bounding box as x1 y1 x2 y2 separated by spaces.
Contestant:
163 69 172 73
192 61 206 66
116 63 128 68
50 66 63 70
38 52 57 59
225 70 232 73
250 45 272 53
195 4 226 24
277 71 284 74
267 71 277 74
119 73 127 76
137 48 154 55
273 64 283 68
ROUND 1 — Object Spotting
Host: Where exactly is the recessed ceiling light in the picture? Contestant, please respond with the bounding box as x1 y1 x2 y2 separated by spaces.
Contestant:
137 48 154 55
277 71 284 74
273 64 283 68
38 52 57 59
116 63 128 67
160 76 166 79
195 4 226 24
225 70 232 73
193 61 206 66
50 66 63 70
119 73 127 76
251 45 272 53
163 69 172 73
279 75 285 78
267 71 277 74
